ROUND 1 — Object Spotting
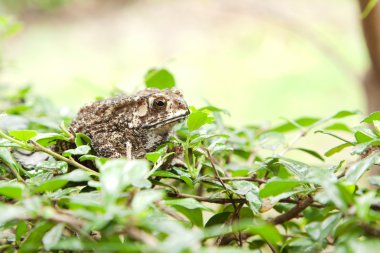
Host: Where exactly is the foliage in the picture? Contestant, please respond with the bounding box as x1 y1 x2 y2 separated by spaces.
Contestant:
1 72 380 253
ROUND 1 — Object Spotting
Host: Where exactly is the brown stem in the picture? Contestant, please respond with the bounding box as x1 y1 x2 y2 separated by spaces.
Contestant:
155 200 187 222
271 195 314 225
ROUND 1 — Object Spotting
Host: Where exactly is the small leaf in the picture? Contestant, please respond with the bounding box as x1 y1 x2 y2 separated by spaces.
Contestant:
0 182 24 200
8 130 37 142
42 223 65 251
151 170 181 179
331 110 358 119
144 68 175 89
16 221 28 246
294 148 325 161
36 160 68 173
259 179 304 198
58 169 92 182
373 120 380 135
362 111 380 123
33 179 68 193
315 130 353 144
32 133 70 147
0 147 23 176
187 110 209 131
164 198 212 211
146 146 167 163
205 212 232 227
324 123 352 132
74 133 92 146
19 221 54 253
346 153 380 183
259 132 285 151
79 154 98 161
355 130 376 143
325 143 352 157
271 117 319 133
246 220 283 245
63 145 91 157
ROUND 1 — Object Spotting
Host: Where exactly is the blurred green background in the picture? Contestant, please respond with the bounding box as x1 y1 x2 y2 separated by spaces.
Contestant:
0 0 368 126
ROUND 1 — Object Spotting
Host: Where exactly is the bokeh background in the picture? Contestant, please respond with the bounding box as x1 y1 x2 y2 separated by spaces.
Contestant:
0 0 369 126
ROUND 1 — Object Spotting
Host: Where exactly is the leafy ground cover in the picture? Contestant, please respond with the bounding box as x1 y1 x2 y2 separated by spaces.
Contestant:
1 69 380 252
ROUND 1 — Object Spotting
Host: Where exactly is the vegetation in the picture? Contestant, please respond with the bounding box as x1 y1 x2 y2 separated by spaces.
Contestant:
1 68 380 252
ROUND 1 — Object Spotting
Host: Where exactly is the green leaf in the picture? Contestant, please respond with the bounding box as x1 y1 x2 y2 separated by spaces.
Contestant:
294 148 325 161
8 130 37 142
324 123 352 132
362 111 380 123
348 239 380 253
32 179 68 193
180 175 194 186
271 117 319 133
0 182 24 200
164 198 212 227
132 190 163 212
315 130 353 144
79 154 98 161
258 132 285 151
32 133 70 147
325 143 352 157
279 158 312 179
36 160 68 173
345 153 380 183
98 159 151 207
74 133 92 146
355 130 376 143
361 0 378 17
19 221 54 253
57 169 92 182
62 145 91 157
0 147 23 178
356 191 376 222
172 205 203 227
205 212 232 227
164 198 212 211
151 170 181 179
187 110 209 131
373 120 380 135
331 110 358 119
144 68 175 89
145 146 167 163
246 220 283 245
42 223 65 251
259 179 304 198
16 221 28 246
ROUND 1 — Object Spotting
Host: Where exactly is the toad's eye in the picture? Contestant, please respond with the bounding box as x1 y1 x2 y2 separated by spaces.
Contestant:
154 99 166 107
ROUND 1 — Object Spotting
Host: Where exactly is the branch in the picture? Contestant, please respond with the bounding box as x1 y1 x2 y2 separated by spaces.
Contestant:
155 200 187 222
271 195 314 225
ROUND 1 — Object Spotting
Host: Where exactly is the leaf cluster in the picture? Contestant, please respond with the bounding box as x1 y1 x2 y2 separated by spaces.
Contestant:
0 71 380 253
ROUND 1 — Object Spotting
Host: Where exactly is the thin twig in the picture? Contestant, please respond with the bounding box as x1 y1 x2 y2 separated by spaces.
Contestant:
155 200 187 222
279 130 306 156
206 149 243 246
167 191 323 208
271 195 314 224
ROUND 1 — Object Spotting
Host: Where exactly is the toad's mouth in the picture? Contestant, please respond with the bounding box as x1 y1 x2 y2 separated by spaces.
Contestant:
142 111 190 129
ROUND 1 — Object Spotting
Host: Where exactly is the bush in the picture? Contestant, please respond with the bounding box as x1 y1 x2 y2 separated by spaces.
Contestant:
1 71 380 252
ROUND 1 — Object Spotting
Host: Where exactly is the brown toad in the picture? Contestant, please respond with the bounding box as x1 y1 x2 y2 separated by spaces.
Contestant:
68 88 189 159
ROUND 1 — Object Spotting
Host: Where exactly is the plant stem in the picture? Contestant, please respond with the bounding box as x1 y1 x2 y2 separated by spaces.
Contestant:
29 140 99 177
0 129 33 151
